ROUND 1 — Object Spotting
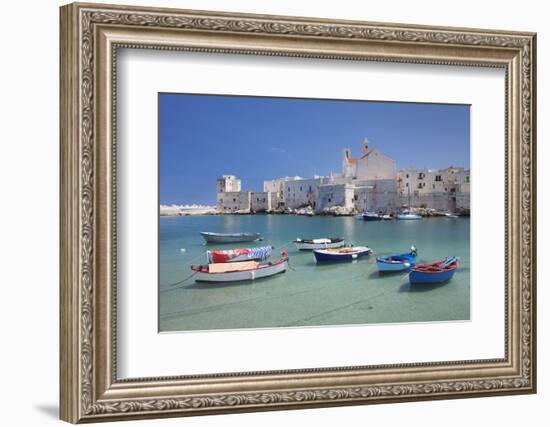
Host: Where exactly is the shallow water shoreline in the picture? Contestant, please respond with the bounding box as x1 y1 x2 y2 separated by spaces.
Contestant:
159 215 470 332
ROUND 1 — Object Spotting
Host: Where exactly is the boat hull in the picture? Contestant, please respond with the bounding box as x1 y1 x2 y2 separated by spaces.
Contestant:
376 250 417 272
396 214 422 220
362 214 382 221
193 259 288 282
376 259 413 271
409 257 459 284
314 247 371 262
409 269 456 284
294 239 345 250
200 232 262 243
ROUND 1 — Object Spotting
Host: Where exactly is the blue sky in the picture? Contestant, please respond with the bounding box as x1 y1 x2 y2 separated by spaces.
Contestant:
159 93 470 205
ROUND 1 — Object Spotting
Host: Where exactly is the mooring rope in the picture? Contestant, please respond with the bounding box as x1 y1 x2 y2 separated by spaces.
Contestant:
165 271 199 288
179 250 208 266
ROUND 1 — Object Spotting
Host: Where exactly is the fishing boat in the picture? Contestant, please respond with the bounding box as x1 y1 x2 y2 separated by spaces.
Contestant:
362 212 382 221
409 257 459 284
381 214 393 220
396 210 422 220
294 237 345 250
192 250 289 283
397 187 422 220
200 231 262 244
376 246 417 272
313 246 372 262
445 212 459 219
206 246 273 263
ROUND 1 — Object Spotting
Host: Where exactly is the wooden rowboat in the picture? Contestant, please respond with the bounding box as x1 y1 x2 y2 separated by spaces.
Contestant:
313 246 371 262
191 250 289 283
293 237 345 250
376 246 417 272
409 257 459 284
200 231 262 244
191 257 288 283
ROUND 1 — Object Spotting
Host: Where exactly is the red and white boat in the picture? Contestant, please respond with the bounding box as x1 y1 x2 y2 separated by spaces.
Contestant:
192 250 289 283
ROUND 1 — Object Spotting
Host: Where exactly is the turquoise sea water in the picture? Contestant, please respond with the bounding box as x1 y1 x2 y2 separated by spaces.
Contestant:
159 215 470 332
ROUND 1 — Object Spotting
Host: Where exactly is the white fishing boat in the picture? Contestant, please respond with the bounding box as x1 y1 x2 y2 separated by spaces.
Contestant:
396 210 422 220
191 252 288 283
381 214 393 220
200 231 262 244
294 237 345 250
445 212 459 219
397 187 422 220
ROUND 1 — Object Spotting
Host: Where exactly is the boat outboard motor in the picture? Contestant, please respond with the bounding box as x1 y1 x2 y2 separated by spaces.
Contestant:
411 245 418 256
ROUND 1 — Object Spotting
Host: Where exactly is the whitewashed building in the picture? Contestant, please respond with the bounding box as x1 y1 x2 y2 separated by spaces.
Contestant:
317 183 356 211
216 175 241 193
250 191 277 212
353 179 399 214
283 177 325 209
397 167 470 212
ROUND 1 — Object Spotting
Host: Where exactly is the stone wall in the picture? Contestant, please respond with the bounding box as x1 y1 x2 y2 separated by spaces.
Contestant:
216 191 251 212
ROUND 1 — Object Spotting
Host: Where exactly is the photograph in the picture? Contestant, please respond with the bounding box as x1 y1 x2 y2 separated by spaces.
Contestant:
56 2 536 423
158 93 471 332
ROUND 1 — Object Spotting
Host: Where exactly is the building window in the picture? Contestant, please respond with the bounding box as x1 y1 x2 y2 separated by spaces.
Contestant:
233 198 236 202
300 186 302 191
406 183 409 187
328 198 332 203
309 185 312 192
444 188 447 192
435 175 442 182
354 195 358 201
418 173 425 179
433 184 435 189
406 174 409 178
465 176 470 183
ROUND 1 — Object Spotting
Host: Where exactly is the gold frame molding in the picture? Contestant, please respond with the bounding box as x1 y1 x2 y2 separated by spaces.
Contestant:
60 2 537 423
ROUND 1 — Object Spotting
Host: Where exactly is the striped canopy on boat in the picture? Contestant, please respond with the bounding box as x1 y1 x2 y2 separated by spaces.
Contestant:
207 245 273 263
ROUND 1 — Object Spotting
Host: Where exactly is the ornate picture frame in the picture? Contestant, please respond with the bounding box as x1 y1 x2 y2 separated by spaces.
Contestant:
60 2 536 423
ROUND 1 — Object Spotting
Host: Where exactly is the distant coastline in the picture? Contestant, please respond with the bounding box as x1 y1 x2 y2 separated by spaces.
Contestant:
160 204 217 216
160 204 469 218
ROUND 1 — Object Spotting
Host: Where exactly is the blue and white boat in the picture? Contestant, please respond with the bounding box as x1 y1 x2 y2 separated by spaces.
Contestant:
313 246 372 262
376 246 417 272
409 257 459 284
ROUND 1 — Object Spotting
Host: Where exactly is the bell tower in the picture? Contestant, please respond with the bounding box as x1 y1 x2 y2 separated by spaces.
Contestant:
362 138 370 156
